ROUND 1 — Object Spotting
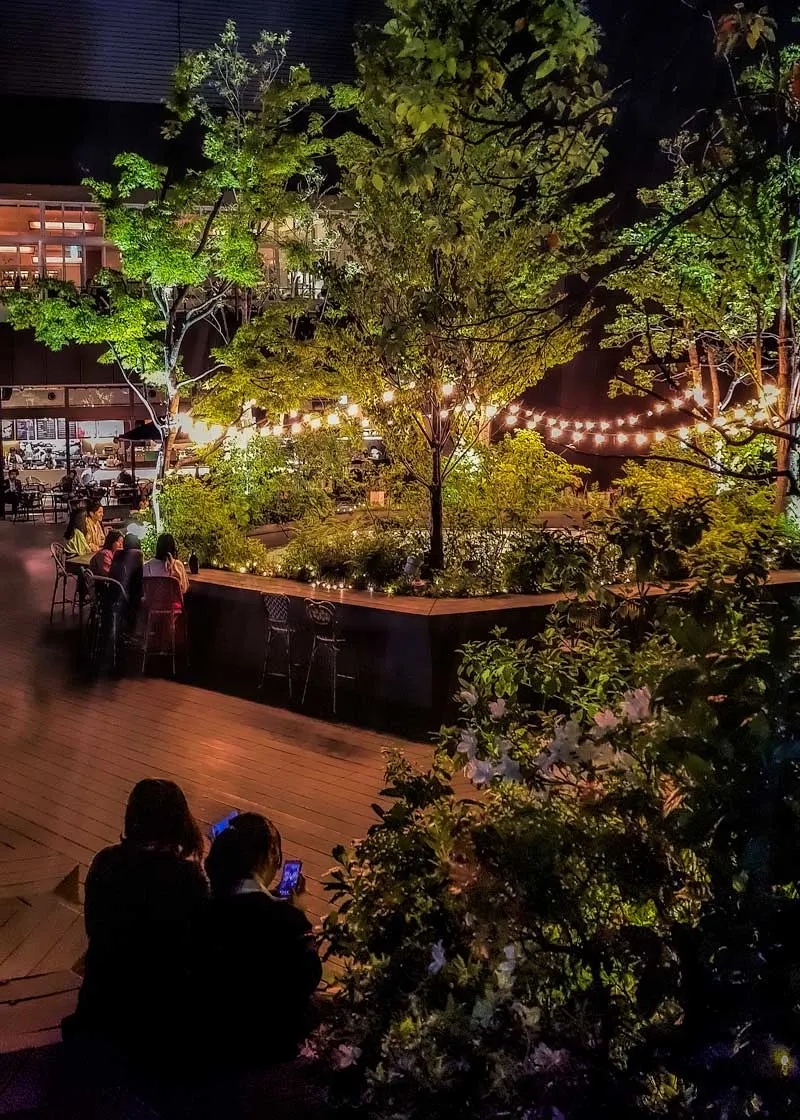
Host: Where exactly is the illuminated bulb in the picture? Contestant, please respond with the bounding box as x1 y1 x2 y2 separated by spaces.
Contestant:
407 380 416 389
534 412 544 423
617 432 629 444
654 430 666 442
695 420 710 433
440 409 451 419
616 418 625 427
548 418 558 428
654 402 666 414
442 382 454 397
627 414 639 426
692 389 707 405
572 431 585 443
464 400 477 414
291 422 302 435
526 419 536 429
327 413 340 426
505 413 517 426
271 424 283 437
594 433 606 446
289 409 299 419
600 420 610 431
671 396 682 408
646 410 653 417
574 421 583 430
764 384 779 401
712 416 726 428
338 395 349 405
382 389 395 403
509 403 520 414
551 427 563 439
635 433 647 447
733 407 746 421
678 427 690 440
303 413 313 423
346 403 359 417
361 418 371 428
585 420 595 430
310 417 322 430
486 404 498 418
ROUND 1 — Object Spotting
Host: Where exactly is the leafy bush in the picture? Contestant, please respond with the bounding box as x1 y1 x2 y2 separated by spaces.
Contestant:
313 507 800 1119
145 476 268 571
503 528 602 593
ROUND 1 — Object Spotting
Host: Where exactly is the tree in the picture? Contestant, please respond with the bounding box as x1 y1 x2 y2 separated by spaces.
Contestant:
6 21 324 525
290 0 611 568
605 4 800 515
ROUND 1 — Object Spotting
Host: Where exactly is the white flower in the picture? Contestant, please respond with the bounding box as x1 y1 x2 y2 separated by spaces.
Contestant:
488 698 507 720
536 719 582 772
529 1043 571 1073
494 749 521 782
593 708 619 732
496 943 519 982
621 686 651 723
332 1043 362 1069
428 940 447 975
456 729 478 760
458 687 478 708
465 758 495 787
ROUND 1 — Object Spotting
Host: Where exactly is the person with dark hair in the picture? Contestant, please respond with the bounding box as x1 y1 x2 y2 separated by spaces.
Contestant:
63 508 90 556
109 532 144 627
204 813 322 1068
89 529 124 576
65 780 208 1062
144 532 189 594
2 470 22 516
84 498 105 551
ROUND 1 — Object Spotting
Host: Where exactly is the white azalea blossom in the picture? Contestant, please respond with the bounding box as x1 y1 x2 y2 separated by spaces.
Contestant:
529 1042 571 1073
494 749 521 782
458 687 478 708
456 729 478 760
428 940 447 975
621 685 651 723
465 757 496 786
332 1043 362 1069
496 943 519 984
535 719 583 772
488 697 507 720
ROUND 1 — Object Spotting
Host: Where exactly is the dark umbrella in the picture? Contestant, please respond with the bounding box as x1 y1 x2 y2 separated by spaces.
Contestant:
119 421 162 482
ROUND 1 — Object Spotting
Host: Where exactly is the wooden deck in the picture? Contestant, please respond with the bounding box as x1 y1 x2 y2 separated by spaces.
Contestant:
0 520 431 1063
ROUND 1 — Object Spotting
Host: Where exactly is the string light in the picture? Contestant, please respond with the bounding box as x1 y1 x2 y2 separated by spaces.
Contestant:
635 432 647 447
485 404 498 418
505 414 517 426
617 433 629 444
291 422 302 435
382 389 395 403
594 433 606 446
441 382 454 397
327 413 340 426
346 403 360 417
310 417 322 430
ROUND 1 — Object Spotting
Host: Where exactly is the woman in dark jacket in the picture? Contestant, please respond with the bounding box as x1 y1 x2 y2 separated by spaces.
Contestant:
204 814 322 1068
66 779 209 1064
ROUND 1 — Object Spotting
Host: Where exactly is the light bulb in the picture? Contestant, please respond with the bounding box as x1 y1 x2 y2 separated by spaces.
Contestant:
440 408 451 419
594 433 606 445
654 402 666 414
382 389 395 403
696 421 710 433
327 413 340 426
627 414 639 426
654 430 666 442
573 431 584 443
442 382 454 397
678 427 690 440
505 413 517 425
310 417 322 430
271 424 283 437
509 403 520 414
338 395 348 405
617 432 628 444
291 422 302 435
486 404 498 418
635 432 647 447
347 403 359 417
585 420 595 430
600 420 610 431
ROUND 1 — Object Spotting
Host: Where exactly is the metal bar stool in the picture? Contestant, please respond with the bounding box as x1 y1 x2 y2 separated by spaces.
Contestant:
259 593 294 698
301 598 357 715
84 571 128 670
49 541 79 623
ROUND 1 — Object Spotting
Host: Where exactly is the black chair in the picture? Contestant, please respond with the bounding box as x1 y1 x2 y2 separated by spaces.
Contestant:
259 593 293 697
49 542 79 622
84 571 128 670
301 599 356 715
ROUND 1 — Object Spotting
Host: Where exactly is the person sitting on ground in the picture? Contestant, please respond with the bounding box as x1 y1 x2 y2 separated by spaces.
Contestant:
203 813 322 1068
64 779 209 1065
143 532 189 595
109 532 144 626
63 508 90 556
84 499 105 551
89 529 124 576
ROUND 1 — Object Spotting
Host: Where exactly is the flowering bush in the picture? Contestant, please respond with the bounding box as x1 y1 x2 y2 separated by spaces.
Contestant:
315 532 800 1118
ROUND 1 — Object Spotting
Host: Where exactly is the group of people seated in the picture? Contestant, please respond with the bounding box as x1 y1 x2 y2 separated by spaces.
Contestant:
64 779 321 1076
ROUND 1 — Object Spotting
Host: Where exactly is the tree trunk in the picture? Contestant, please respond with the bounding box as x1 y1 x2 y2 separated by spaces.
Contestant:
775 294 794 515
706 346 720 418
429 432 445 570
162 389 181 477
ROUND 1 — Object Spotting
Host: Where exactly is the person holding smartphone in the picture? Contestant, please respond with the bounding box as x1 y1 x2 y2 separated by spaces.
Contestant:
203 813 322 1068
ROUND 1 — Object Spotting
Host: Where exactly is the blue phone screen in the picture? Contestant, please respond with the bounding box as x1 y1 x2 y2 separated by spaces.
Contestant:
277 860 302 897
209 810 239 840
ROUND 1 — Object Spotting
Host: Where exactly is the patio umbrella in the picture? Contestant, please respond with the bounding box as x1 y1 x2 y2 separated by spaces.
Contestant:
119 421 162 481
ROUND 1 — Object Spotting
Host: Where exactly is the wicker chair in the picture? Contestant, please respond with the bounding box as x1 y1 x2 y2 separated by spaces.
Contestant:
259 593 294 697
301 599 356 715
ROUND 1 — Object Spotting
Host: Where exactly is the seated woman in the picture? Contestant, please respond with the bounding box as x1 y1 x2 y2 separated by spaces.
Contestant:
63 509 90 556
143 532 189 595
89 529 124 576
65 780 208 1065
110 533 144 629
204 813 322 1068
84 499 106 551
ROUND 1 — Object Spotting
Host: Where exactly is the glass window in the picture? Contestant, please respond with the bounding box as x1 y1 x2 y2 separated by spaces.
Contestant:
1 421 12 440
68 386 130 407
14 420 34 440
7 388 61 408
36 418 57 439
56 419 78 439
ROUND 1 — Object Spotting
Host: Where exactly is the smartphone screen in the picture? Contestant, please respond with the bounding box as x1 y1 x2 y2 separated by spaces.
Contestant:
276 859 302 898
209 810 239 841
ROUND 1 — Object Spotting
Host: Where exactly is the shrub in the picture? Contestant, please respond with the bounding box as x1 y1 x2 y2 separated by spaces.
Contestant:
270 515 426 589
503 528 601 593
145 476 268 572
314 510 800 1119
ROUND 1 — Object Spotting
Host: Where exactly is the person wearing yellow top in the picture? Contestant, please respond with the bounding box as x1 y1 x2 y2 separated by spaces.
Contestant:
85 500 106 552
64 509 91 557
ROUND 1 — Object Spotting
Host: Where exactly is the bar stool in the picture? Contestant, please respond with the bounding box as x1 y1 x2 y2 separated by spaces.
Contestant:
259 593 294 697
301 599 356 715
